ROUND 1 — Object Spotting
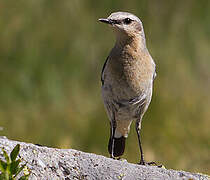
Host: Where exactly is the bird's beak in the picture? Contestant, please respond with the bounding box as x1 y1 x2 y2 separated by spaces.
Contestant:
98 18 112 25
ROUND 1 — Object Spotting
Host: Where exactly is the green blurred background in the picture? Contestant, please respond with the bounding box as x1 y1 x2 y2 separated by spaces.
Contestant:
0 0 209 174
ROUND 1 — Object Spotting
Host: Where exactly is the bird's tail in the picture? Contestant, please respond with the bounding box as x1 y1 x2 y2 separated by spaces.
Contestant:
108 136 126 157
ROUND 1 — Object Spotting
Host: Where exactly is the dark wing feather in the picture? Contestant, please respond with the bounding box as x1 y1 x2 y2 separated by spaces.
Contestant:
101 56 109 85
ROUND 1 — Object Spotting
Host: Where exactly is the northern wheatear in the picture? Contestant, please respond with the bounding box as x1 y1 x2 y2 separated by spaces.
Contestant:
99 12 157 165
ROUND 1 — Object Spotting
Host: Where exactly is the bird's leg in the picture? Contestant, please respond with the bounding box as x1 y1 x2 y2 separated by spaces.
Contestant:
136 120 163 167
110 120 116 159
135 120 145 165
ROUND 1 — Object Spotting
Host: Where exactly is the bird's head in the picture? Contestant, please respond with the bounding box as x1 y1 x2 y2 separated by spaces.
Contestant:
99 12 145 42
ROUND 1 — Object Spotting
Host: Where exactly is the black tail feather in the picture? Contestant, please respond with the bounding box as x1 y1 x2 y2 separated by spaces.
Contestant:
108 136 126 157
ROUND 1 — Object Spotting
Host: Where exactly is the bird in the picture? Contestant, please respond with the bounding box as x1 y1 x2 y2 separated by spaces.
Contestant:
99 12 157 165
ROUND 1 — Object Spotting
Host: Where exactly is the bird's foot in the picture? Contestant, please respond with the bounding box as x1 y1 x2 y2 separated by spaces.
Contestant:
117 157 127 162
138 160 163 168
110 156 127 162
110 155 118 159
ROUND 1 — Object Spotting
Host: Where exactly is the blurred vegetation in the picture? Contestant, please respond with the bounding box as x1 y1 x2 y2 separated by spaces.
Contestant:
0 144 30 179
0 0 209 174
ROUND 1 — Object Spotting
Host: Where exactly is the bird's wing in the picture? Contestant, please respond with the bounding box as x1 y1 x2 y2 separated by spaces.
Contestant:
101 56 109 85
153 64 157 80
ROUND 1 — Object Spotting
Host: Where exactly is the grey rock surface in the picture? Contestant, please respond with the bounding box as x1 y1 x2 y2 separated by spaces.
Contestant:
0 136 209 180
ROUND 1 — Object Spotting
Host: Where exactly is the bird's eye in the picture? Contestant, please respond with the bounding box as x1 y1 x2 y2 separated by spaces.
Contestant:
124 18 132 25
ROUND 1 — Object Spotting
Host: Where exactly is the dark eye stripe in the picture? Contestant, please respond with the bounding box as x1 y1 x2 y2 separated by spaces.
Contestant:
111 19 121 24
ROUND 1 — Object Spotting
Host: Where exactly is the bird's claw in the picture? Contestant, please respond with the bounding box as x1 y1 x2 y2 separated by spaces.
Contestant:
138 160 163 168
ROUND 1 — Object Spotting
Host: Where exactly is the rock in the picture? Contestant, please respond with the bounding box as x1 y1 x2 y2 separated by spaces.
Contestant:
0 136 209 180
